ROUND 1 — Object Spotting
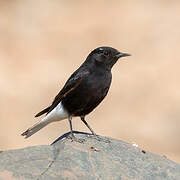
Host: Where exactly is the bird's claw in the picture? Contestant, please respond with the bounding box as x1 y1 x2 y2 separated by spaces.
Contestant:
68 134 85 143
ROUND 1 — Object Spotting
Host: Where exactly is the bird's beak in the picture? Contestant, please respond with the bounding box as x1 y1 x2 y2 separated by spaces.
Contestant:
115 52 131 58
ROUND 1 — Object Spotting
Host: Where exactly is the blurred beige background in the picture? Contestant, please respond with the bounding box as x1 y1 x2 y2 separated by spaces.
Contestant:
1 0 180 163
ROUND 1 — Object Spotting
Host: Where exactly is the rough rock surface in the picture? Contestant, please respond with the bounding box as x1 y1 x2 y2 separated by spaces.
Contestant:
0 132 180 180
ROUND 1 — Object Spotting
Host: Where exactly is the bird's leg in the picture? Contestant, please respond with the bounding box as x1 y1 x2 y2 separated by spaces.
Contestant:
80 116 96 135
68 116 84 143
80 116 110 143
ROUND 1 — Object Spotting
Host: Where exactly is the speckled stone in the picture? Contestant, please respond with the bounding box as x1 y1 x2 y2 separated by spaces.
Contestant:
0 132 180 180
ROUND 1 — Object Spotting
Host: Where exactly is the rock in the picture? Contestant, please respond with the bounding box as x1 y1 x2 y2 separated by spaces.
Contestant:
0 132 180 180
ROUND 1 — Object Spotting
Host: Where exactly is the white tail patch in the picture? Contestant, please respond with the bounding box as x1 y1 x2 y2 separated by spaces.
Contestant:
21 102 69 138
45 102 69 122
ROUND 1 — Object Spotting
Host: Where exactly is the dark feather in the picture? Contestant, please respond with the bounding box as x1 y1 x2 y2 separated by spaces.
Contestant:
35 69 89 117
35 106 50 117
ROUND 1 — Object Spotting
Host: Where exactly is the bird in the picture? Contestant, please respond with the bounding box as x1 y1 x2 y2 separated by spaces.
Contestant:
21 46 131 142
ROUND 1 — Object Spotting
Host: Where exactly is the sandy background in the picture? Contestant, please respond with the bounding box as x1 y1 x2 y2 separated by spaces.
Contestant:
1 0 180 163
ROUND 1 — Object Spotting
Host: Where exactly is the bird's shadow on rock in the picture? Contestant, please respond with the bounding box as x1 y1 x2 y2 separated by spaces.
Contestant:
51 131 92 145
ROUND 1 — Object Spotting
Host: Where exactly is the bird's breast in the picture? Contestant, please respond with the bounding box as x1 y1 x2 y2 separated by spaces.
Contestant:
86 71 111 94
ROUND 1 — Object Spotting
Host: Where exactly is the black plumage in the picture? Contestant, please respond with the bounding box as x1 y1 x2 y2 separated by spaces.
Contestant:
22 46 130 141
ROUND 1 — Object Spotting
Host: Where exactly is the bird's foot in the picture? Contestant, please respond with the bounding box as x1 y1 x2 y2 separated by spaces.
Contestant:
91 134 111 143
68 134 85 143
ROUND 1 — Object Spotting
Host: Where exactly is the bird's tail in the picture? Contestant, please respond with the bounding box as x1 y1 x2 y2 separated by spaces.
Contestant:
21 118 50 138
22 101 68 138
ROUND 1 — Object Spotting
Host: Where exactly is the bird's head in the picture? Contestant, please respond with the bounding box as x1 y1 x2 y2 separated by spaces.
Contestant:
87 46 131 70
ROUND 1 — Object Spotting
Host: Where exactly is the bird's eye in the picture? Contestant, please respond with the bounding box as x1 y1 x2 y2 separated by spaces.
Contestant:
103 51 109 56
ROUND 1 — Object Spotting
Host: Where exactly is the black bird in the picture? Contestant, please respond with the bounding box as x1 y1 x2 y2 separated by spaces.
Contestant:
21 46 130 142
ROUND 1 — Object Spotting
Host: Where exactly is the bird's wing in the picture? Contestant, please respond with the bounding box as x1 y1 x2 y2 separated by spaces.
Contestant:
35 69 89 117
